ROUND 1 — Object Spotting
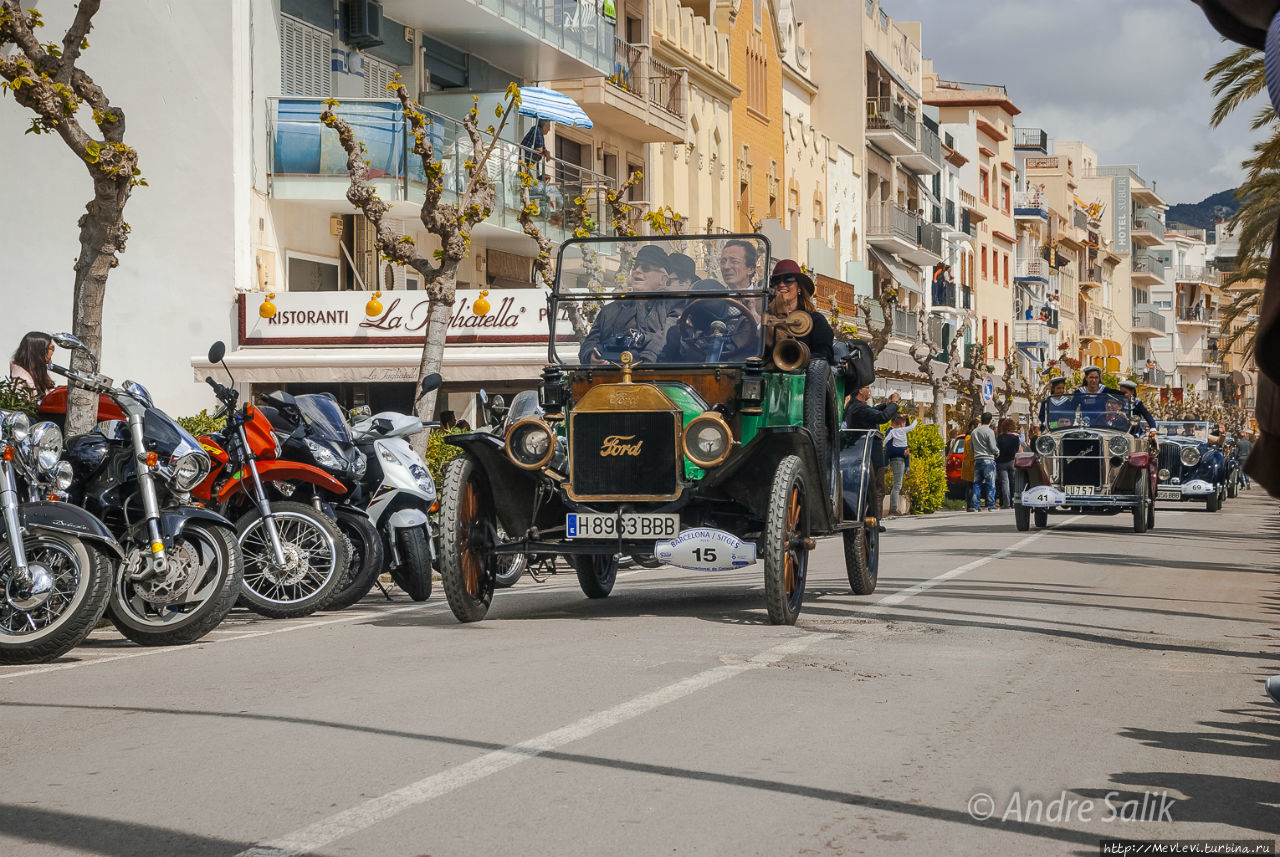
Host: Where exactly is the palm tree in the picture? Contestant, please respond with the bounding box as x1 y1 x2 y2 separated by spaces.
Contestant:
1205 45 1277 357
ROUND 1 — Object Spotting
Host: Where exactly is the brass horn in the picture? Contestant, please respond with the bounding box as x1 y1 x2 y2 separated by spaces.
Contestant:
782 309 813 337
772 337 811 373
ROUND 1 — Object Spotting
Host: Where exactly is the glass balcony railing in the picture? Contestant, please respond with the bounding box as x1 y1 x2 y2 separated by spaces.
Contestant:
1132 310 1166 333
268 97 615 243
1133 208 1166 241
917 122 942 167
473 0 616 76
1132 253 1166 280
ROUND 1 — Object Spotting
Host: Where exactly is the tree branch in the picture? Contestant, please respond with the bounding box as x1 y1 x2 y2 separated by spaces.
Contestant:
59 0 100 80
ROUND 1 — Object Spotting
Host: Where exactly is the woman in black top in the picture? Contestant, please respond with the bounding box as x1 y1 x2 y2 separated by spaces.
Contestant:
995 417 1022 509
768 259 834 364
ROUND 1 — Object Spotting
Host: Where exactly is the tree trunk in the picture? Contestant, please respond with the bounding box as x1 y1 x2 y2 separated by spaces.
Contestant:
66 190 128 436
932 386 946 437
411 295 453 457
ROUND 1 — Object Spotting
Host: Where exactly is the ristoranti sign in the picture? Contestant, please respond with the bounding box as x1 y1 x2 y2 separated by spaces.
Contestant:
238 290 554 346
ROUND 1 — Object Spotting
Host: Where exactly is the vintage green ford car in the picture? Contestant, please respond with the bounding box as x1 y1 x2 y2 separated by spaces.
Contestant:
437 234 880 625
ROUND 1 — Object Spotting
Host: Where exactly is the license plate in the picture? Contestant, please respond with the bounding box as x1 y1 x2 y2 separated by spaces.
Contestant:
1157 489 1180 501
566 513 679 539
1065 485 1095 495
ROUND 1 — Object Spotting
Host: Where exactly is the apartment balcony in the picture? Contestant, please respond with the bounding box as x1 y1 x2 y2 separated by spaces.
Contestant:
1079 265 1103 294
862 299 918 341
866 202 942 266
900 123 942 174
1079 313 1103 342
1173 265 1221 288
1073 207 1090 231
866 96 919 158
1013 189 1049 221
1176 305 1218 328
1131 309 1167 338
1135 364 1168 386
382 0 615 79
267 97 615 245
1013 127 1048 153
1014 320 1050 348
1130 253 1165 285
931 282 973 313
1015 258 1051 283
550 39 686 143
1131 208 1166 247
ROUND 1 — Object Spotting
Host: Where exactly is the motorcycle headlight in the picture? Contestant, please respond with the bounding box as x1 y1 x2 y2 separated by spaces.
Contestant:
1158 468 1170 481
683 413 733 468
1107 435 1130 457
169 451 210 491
353 450 367 478
1180 447 1201 467
29 422 63 472
305 439 340 470
409 463 436 499
506 418 555 470
1034 434 1056 456
2 411 29 444
51 459 74 492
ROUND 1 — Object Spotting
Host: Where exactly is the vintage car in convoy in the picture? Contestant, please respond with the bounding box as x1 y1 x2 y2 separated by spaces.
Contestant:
436 234 881 625
1153 420 1228 511
1013 390 1157 533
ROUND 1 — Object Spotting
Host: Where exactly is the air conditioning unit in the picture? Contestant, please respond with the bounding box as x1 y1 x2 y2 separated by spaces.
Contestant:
343 0 384 50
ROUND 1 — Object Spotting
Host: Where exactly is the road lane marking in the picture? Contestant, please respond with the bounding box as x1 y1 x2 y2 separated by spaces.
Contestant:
233 632 833 857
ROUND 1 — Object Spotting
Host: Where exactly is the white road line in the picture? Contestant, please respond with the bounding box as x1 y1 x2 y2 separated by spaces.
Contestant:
233 632 833 857
233 525 1062 857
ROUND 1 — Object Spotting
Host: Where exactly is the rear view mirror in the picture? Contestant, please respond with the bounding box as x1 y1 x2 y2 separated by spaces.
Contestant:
350 405 372 420
207 341 226 364
52 332 86 351
417 373 442 402
372 417 394 435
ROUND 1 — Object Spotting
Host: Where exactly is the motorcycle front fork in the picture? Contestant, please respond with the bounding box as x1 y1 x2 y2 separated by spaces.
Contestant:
245 458 289 568
1 464 30 577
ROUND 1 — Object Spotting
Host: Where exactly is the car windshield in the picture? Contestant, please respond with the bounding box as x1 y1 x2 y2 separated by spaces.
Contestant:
296 394 353 443
550 234 769 368
1042 391 1133 430
1156 421 1212 440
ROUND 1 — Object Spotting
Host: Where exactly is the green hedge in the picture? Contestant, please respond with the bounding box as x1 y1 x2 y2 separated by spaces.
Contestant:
883 422 947 515
0 378 38 419
425 427 468 485
175 409 226 436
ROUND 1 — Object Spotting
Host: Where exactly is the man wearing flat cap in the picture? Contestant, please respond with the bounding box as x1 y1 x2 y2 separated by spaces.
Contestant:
579 245 680 364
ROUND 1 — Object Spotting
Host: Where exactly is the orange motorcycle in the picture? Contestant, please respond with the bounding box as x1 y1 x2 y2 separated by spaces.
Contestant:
195 342 351 618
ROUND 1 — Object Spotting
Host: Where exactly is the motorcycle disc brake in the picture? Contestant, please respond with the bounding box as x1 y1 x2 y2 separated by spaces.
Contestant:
126 543 197 605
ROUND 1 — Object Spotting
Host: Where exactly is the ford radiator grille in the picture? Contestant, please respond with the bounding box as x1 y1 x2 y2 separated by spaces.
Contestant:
570 411 678 498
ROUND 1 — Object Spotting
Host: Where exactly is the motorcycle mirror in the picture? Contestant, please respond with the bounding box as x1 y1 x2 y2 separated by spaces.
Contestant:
373 417 394 434
52 332 86 351
207 341 226 364
350 405 372 420
418 373 442 399
478 389 488 404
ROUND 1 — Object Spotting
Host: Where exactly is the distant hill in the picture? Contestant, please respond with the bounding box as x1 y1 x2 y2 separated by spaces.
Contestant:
1166 188 1239 239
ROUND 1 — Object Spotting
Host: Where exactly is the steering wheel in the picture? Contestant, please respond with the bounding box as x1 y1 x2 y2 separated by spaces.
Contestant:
676 298 758 362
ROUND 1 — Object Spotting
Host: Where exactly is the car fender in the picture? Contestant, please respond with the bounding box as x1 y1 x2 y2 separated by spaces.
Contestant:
697 426 836 533
215 460 348 504
446 432 559 535
20 501 124 558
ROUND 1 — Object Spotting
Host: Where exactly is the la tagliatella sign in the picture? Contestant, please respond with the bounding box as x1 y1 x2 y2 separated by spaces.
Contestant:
238 290 565 345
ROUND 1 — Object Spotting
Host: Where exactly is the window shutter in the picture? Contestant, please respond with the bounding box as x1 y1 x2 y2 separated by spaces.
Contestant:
363 55 397 98
281 15 331 97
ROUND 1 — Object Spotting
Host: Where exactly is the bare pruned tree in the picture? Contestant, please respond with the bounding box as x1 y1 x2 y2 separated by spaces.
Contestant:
856 294 896 358
1 1 144 433
907 308 963 433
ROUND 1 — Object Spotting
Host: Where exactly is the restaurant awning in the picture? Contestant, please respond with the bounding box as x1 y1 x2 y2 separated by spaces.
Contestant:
868 247 923 293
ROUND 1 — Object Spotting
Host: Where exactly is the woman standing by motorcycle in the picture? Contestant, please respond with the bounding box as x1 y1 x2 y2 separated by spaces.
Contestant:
9 332 55 401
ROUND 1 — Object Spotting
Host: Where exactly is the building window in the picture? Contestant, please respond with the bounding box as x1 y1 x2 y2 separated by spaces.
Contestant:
1003 253 1009 285
982 317 988 354
746 33 767 114
627 161 645 202
362 55 397 98
1001 182 1011 214
287 250 341 292
1004 323 1009 358
981 245 988 279
281 15 332 97
979 168 989 204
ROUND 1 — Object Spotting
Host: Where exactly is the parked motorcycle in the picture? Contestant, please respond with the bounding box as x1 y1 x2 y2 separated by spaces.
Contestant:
43 334 243 647
350 374 443 601
197 342 351 618
257 389 383 611
0 407 123 663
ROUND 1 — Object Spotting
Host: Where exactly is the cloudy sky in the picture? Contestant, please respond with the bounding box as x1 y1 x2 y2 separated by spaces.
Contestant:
865 0 1263 205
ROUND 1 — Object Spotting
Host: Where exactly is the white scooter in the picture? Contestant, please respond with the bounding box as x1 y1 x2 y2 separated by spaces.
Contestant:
351 374 442 601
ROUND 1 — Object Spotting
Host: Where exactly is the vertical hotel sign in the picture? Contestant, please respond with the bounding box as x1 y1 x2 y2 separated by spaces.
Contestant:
1112 176 1131 255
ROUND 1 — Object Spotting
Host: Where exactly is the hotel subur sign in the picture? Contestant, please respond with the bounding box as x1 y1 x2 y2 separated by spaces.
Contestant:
238 290 559 345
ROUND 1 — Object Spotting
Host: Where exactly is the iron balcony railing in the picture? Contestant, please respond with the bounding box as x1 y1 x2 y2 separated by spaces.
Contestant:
1132 253 1166 281
1013 189 1048 216
1132 310 1167 333
866 96 918 145
867 201 919 244
944 199 956 227
918 122 942 166
610 38 686 118
1173 265 1221 286
268 96 616 241
960 207 975 236
1014 127 1048 151
933 282 971 310
1073 207 1090 230
1015 258 1051 280
1177 304 1219 324
1014 320 1050 345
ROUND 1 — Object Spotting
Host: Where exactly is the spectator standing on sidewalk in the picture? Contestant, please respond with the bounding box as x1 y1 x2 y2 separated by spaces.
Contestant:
968 413 999 511
995 417 1022 509
960 418 978 511
884 412 917 515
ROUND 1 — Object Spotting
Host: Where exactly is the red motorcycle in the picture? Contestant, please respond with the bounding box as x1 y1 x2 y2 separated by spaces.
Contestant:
195 342 351 618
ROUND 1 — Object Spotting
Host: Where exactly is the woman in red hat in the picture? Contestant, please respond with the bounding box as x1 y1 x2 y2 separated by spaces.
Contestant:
769 259 834 364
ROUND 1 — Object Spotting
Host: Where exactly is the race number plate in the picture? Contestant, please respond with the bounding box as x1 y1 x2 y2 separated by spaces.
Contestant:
655 528 757 571
1020 486 1065 508
1064 485 1096 495
566 513 679 540
1156 489 1180 501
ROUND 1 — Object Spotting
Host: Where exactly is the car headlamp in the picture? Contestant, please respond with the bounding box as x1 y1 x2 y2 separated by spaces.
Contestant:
1180 446 1201 467
1034 434 1056 456
683 413 733 468
51 460 74 492
1107 435 1130 457
29 422 63 472
305 439 341 470
2 411 30 444
506 418 556 470
169 451 210 491
1158 468 1170 481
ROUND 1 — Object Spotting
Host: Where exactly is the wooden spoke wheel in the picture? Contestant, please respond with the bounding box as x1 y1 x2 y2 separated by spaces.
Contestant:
763 455 809 625
440 455 496 623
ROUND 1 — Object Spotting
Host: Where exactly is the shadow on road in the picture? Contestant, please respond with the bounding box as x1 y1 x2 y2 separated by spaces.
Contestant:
0 804 256 857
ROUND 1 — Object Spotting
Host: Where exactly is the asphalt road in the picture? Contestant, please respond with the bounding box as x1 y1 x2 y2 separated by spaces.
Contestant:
1 492 1277 857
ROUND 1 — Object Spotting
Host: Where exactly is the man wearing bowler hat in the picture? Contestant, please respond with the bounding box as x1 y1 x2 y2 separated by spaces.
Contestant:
579 244 680 364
